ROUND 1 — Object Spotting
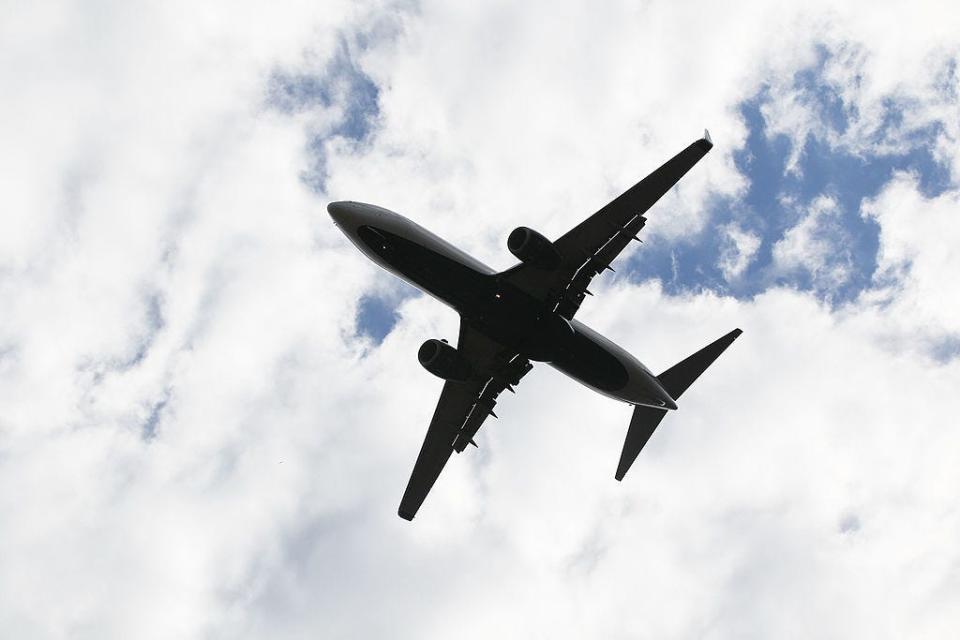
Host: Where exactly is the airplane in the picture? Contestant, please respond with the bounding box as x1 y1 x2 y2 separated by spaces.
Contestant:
328 130 742 520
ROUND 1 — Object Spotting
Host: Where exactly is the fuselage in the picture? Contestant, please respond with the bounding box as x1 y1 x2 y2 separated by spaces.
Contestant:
329 201 677 410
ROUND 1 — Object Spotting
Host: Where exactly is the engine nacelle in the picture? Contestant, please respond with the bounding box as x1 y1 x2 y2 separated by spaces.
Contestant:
418 339 472 382
507 227 561 269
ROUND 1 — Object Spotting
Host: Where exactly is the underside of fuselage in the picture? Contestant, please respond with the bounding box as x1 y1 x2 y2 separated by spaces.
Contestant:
330 201 677 409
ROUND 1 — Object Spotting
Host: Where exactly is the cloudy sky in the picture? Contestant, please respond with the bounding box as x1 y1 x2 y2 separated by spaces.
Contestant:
2 0 960 637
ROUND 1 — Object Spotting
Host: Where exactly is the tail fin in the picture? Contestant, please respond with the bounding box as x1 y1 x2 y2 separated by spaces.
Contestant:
616 328 742 481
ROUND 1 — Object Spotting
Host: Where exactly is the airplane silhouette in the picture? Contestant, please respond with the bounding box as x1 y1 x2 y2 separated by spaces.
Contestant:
329 131 741 520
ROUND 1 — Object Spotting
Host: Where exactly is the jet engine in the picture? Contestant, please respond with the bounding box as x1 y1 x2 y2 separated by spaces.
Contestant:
418 339 472 382
507 227 562 269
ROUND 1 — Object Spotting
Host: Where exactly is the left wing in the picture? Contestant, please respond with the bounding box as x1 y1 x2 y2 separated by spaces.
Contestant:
398 320 533 520
501 132 713 319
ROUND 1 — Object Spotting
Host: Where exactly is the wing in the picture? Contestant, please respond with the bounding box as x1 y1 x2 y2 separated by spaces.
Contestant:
501 132 713 319
398 320 533 520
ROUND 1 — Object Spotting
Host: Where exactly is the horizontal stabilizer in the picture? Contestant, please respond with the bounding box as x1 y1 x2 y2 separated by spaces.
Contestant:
656 328 742 400
616 328 742 481
616 406 668 481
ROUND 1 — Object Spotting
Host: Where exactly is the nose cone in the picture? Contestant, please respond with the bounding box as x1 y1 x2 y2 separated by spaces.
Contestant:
327 201 355 227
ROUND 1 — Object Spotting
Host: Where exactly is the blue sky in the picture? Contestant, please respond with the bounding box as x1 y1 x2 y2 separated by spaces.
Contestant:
290 43 956 344
270 37 382 193
630 75 952 304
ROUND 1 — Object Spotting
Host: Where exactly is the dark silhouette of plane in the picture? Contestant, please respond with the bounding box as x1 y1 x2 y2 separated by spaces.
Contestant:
329 131 741 520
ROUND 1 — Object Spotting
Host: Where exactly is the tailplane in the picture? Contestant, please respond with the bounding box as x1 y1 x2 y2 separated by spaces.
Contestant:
616 328 742 481
616 406 668 481
657 328 743 400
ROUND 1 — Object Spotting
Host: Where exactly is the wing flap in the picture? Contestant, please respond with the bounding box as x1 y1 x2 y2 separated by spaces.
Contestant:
452 356 532 452
554 213 648 318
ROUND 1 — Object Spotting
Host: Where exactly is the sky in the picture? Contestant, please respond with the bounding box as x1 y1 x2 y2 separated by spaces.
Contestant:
2 0 960 638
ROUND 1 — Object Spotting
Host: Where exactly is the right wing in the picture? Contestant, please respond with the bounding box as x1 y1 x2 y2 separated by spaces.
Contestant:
398 320 533 521
501 132 713 319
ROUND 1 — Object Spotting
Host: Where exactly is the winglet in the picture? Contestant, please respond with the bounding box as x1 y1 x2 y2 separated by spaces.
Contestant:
697 129 714 152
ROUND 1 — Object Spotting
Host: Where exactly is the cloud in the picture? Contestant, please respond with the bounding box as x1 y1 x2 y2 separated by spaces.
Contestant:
854 172 960 353
719 223 762 281
226 282 960 639
771 194 854 293
760 17 960 174
1 0 960 638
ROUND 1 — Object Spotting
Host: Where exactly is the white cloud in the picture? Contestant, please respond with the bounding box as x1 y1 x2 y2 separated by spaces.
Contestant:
851 172 960 353
759 12 960 176
719 223 762 281
226 283 960 639
1 0 960 638
771 194 854 292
